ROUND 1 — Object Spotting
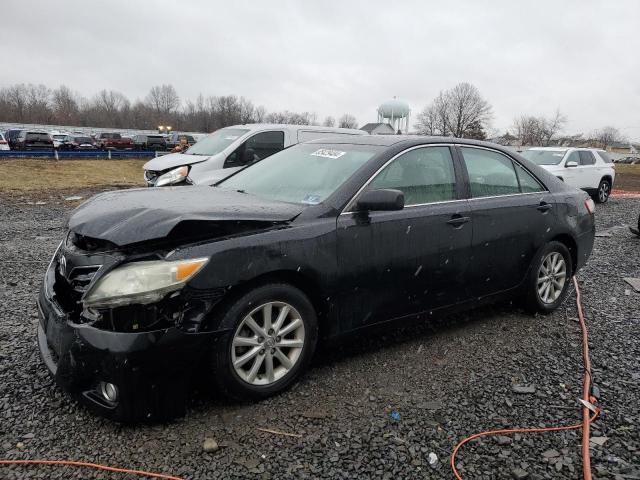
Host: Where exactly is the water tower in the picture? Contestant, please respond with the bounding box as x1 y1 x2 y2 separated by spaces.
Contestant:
377 97 411 134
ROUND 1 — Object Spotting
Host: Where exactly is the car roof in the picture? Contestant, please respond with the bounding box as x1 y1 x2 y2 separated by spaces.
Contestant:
305 135 525 150
225 123 366 135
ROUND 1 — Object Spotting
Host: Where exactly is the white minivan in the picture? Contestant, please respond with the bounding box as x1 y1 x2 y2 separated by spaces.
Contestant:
143 124 366 187
522 147 616 203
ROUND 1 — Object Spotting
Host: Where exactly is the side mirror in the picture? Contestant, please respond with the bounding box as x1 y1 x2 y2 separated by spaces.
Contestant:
356 189 404 212
565 160 578 168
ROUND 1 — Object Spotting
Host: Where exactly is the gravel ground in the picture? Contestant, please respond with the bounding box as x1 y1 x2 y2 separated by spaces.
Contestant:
0 192 638 479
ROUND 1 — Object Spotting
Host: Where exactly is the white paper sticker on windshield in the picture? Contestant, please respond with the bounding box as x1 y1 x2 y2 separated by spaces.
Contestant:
302 194 322 204
224 136 239 140
552 153 564 156
311 149 346 159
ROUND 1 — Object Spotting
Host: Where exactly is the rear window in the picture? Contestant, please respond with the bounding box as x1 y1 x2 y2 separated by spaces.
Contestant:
26 133 51 141
147 135 164 140
597 151 613 163
74 136 92 143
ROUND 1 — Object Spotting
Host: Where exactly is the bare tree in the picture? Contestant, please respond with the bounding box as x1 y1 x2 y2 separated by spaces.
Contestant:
512 110 567 146
51 85 80 124
338 113 358 129
593 126 623 149
323 116 336 127
415 83 491 137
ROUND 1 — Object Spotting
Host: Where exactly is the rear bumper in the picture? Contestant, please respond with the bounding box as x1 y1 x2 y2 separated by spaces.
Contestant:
36 287 220 422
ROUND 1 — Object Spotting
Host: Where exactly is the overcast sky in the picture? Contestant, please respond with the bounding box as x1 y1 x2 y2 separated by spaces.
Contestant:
1 0 639 139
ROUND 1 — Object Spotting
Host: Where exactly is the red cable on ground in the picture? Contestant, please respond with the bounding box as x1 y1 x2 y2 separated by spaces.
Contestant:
0 459 185 480
450 276 598 479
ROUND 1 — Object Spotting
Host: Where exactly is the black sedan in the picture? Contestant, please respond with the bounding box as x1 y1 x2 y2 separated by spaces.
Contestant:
37 136 595 421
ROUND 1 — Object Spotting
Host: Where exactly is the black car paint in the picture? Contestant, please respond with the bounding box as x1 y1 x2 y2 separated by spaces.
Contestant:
38 136 595 420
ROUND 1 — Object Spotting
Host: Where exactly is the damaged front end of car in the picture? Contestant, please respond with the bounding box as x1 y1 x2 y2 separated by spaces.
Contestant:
37 223 278 422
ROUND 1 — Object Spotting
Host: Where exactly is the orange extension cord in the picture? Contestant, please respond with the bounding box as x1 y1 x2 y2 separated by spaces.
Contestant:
451 276 599 479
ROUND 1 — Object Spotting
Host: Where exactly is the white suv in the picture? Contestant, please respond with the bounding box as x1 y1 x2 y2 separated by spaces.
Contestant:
522 147 615 203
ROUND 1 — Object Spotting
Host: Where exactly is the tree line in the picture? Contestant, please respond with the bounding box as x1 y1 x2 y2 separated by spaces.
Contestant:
0 83 359 132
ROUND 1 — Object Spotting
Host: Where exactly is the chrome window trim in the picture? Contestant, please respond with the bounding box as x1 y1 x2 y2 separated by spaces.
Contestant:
340 143 456 214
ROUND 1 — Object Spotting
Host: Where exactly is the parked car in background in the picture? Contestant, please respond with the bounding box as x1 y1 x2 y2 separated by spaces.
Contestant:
69 135 97 150
94 132 134 150
522 147 616 203
4 129 22 149
0 132 10 150
15 131 54 150
133 134 167 151
143 124 366 187
38 136 595 421
52 134 74 150
165 133 196 151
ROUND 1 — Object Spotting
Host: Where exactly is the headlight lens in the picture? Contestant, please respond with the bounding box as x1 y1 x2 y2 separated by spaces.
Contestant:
83 257 209 308
155 165 189 186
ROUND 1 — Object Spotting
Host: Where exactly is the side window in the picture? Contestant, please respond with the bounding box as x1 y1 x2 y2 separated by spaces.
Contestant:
366 146 456 205
245 131 285 160
225 131 285 168
514 162 544 193
579 151 596 166
597 151 613 164
565 151 579 165
460 147 520 198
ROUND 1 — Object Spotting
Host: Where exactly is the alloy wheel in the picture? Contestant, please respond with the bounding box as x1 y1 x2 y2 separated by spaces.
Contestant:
598 182 609 202
537 252 567 304
231 301 305 386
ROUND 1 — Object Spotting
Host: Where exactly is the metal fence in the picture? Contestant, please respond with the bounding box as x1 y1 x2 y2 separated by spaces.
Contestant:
0 149 160 159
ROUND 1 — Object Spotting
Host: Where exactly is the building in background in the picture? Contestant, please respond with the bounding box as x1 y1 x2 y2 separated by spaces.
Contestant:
360 123 396 135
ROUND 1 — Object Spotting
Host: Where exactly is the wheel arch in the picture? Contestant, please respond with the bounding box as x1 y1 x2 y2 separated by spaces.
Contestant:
600 174 613 185
206 269 332 336
550 233 578 275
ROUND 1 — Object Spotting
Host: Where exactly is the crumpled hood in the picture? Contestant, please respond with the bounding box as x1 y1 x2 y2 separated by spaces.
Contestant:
143 152 210 171
68 187 304 246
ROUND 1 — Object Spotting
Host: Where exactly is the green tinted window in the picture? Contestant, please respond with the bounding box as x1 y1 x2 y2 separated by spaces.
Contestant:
461 147 520 198
367 146 456 205
514 162 544 193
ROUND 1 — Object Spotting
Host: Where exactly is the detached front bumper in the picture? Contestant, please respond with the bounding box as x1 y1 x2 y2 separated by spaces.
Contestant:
36 287 220 422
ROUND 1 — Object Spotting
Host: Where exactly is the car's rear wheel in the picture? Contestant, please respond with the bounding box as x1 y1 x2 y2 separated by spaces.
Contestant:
595 179 611 203
210 283 318 401
525 241 572 314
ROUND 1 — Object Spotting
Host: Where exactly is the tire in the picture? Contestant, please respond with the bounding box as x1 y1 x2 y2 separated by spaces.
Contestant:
525 241 573 314
210 283 318 401
595 178 611 203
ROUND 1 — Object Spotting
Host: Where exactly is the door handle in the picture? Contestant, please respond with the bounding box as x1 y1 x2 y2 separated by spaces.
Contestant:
537 202 552 212
447 215 470 227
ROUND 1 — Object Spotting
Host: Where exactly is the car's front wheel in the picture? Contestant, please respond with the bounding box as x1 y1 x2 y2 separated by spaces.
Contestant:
525 241 573 314
595 178 611 203
210 283 318 401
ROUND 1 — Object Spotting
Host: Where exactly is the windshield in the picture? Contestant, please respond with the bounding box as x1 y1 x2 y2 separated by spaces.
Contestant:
218 143 380 204
185 128 248 156
521 149 566 165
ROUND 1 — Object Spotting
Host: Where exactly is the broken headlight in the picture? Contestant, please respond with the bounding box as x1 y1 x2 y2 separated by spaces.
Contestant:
83 258 209 308
155 165 189 187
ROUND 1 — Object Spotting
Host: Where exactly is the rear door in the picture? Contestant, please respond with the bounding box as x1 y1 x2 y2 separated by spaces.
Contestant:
458 146 554 298
578 150 599 189
336 145 472 332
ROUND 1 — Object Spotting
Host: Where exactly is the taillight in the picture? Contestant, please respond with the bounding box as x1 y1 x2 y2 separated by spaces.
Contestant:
584 198 595 214
0 140 7 144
